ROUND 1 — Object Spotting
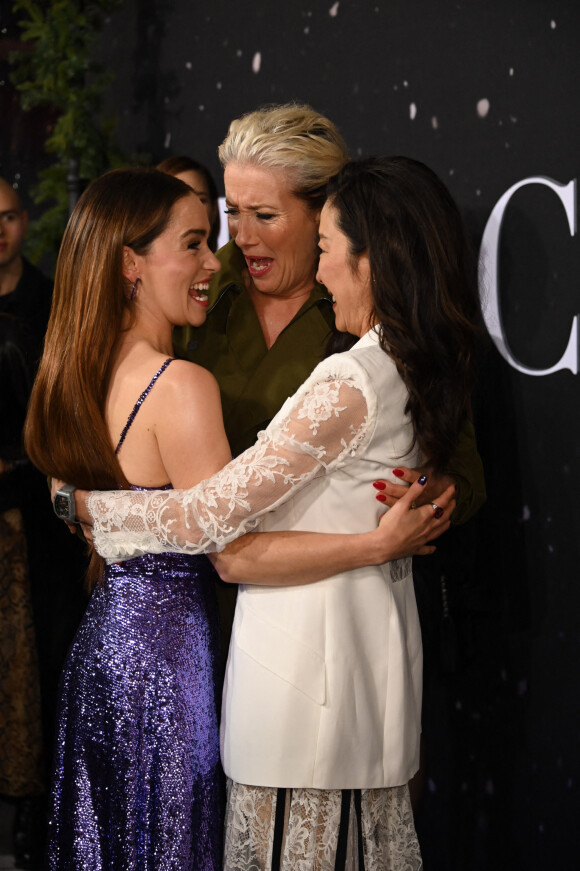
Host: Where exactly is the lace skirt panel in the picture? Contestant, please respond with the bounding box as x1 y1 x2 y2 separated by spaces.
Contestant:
223 779 422 871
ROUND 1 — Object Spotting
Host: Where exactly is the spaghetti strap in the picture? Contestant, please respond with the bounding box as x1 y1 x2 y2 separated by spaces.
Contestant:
115 358 174 454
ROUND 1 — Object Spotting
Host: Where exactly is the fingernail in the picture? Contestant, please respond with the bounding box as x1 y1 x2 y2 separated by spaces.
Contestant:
373 481 386 490
392 468 404 478
418 474 428 485
376 494 387 503
434 508 444 519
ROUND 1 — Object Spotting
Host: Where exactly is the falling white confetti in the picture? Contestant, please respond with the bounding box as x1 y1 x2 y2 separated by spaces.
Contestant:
185 61 192 70
252 52 261 73
409 103 417 120
477 98 490 117
431 116 438 129
216 82 222 89
403 80 409 88
304 26 310 34
164 132 171 148
198 105 205 111
509 67 514 76
550 19 556 29
329 2 339 16
522 505 531 521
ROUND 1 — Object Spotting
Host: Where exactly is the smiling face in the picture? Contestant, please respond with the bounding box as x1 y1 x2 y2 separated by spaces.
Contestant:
316 202 374 338
224 162 320 299
126 192 220 329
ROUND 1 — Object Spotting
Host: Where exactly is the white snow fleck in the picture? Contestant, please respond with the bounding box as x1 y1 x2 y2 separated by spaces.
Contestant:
252 52 261 73
403 80 409 87
198 105 205 112
477 98 490 118
550 19 556 29
216 81 222 90
236 49 242 57
522 505 531 521
409 103 417 120
509 67 514 76
476 189 481 197
164 132 171 148
304 26 310 34
431 116 438 129
185 61 192 70
329 2 339 16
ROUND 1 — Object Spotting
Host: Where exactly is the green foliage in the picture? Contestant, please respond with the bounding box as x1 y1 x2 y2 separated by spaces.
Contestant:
10 0 128 262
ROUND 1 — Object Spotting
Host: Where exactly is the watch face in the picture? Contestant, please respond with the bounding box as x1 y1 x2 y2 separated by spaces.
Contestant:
54 492 71 519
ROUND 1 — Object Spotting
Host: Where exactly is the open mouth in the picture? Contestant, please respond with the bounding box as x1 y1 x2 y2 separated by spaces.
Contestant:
246 257 274 278
189 282 210 304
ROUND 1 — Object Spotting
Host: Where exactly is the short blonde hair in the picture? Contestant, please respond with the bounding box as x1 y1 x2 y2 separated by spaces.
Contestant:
218 103 349 210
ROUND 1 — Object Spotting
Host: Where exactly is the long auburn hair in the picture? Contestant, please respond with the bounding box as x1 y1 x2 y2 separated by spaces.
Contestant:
24 168 192 585
326 156 483 471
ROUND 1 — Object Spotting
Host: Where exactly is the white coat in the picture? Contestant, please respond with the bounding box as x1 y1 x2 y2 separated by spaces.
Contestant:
220 329 424 789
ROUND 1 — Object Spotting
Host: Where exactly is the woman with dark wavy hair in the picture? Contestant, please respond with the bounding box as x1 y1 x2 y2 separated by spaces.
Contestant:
325 155 481 473
58 156 480 870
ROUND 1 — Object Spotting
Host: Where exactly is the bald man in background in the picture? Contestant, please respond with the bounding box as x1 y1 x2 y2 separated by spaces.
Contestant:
0 179 52 356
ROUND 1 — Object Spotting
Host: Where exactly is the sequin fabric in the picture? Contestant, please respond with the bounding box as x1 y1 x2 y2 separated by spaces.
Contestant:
47 359 223 869
47 542 223 870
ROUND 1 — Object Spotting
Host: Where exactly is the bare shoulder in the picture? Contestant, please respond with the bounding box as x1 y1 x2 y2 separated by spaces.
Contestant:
151 360 223 434
157 359 221 406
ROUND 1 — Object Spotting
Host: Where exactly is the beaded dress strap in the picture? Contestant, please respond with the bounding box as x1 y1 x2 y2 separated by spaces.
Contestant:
115 358 174 455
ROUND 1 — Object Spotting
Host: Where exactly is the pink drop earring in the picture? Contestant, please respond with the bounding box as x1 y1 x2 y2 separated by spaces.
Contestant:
130 278 139 300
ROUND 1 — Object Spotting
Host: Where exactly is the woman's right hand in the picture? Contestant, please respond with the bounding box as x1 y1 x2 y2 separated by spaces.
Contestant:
369 476 455 563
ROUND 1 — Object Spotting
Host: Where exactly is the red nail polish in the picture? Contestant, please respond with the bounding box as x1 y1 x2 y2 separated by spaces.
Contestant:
392 469 404 478
373 481 386 490
376 493 387 503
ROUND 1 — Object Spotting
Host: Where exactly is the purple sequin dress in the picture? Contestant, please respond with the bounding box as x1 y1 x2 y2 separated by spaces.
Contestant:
47 360 223 870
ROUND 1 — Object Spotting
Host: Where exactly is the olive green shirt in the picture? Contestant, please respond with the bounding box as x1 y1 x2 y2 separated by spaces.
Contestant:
173 240 485 522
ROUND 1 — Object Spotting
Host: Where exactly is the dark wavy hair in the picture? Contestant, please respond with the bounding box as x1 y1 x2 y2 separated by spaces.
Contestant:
326 155 483 471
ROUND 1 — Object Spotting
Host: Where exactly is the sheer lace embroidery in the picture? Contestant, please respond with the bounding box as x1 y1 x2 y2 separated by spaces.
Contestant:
223 780 422 871
89 357 377 562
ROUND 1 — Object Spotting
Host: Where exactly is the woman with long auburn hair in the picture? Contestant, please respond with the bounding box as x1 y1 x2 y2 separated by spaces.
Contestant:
61 156 481 870
25 167 230 869
27 164 453 870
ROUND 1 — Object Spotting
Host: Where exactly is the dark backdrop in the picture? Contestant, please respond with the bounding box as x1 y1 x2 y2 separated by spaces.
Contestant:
2 1 578 868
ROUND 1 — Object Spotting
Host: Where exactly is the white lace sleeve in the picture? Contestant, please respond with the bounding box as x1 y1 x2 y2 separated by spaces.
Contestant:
88 355 377 561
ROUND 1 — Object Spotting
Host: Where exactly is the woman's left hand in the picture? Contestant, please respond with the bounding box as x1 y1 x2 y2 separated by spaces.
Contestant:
369 475 455 563
51 478 94 539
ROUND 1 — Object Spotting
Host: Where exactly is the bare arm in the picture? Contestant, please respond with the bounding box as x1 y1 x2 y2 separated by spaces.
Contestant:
210 479 455 585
